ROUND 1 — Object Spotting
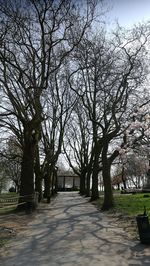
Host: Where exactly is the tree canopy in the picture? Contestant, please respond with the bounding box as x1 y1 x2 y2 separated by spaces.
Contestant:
0 0 150 210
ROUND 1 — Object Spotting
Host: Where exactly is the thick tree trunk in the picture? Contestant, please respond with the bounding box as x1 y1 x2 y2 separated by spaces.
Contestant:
43 172 51 203
122 166 127 189
86 170 91 197
18 118 42 211
55 172 58 194
80 170 86 195
19 137 35 211
20 143 34 195
50 166 57 196
53 168 58 194
51 171 55 195
35 167 42 202
91 166 99 201
102 162 114 210
91 153 99 201
34 145 42 202
90 136 103 201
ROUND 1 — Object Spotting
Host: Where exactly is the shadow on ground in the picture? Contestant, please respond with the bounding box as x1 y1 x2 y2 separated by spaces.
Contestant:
1 192 150 266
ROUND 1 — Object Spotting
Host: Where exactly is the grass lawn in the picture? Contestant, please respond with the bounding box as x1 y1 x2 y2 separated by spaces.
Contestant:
97 192 150 238
114 193 150 217
98 192 150 217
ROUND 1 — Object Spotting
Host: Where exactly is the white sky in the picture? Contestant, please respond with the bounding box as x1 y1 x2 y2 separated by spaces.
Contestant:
105 0 150 28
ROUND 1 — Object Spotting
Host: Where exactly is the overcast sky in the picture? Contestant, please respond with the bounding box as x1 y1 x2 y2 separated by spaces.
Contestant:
105 0 150 28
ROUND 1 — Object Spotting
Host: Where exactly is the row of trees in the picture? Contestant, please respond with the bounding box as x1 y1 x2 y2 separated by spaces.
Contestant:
0 0 100 207
64 26 150 209
0 0 150 210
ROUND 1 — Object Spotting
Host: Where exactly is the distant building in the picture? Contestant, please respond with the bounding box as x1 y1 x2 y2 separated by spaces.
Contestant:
57 173 80 191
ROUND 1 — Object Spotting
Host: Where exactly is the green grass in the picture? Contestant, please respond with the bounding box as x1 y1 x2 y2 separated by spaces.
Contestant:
98 193 150 217
114 193 150 217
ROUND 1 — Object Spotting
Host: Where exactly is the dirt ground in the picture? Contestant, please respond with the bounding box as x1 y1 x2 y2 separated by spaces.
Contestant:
104 211 138 238
0 211 35 252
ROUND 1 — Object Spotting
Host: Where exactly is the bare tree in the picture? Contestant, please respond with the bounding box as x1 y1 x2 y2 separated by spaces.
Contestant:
64 99 93 196
41 64 75 202
68 24 149 208
0 0 98 208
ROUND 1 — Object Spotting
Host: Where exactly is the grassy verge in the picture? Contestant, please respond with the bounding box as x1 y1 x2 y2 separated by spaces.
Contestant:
113 193 150 217
97 193 150 238
97 192 150 217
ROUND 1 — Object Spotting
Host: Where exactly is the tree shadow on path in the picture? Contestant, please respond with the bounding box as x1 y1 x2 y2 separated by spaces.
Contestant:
1 192 150 266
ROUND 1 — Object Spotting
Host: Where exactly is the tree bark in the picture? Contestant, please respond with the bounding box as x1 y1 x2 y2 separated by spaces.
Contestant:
122 166 127 189
54 169 58 194
91 150 99 201
86 170 91 197
91 165 99 201
51 171 55 195
102 162 114 210
43 170 51 203
18 119 42 211
34 146 42 202
80 169 86 195
19 132 35 210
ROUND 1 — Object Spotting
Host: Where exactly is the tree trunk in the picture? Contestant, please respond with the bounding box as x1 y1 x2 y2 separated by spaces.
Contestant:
19 136 35 211
18 120 41 211
80 170 86 195
50 166 57 196
117 183 120 190
102 162 114 210
91 152 99 201
34 145 42 202
14 180 20 194
122 166 127 189
90 137 103 201
86 170 91 197
51 171 55 195
35 164 42 202
54 170 58 194
91 166 99 201
43 172 51 203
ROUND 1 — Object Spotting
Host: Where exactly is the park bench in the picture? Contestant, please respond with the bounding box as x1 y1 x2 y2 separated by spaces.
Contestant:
136 210 150 244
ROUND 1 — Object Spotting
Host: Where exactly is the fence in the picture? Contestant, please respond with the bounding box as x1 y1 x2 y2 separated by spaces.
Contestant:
0 193 39 210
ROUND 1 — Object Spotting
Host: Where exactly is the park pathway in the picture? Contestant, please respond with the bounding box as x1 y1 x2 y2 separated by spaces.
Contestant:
1 192 150 266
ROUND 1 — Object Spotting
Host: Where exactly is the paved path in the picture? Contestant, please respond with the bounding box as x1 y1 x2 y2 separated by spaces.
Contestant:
1 192 150 266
